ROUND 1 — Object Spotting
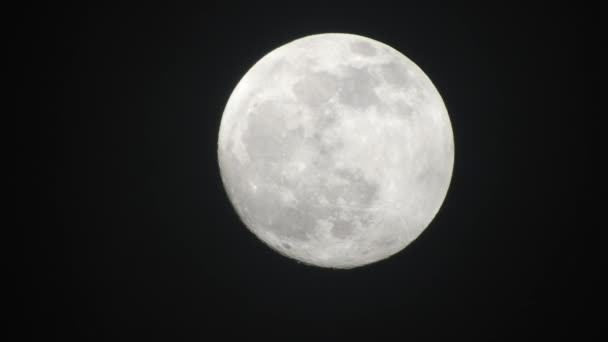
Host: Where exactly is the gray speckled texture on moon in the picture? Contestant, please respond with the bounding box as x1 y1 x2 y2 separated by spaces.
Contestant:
217 33 454 269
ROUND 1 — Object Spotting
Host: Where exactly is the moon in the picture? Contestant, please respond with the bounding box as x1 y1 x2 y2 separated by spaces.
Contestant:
217 33 454 269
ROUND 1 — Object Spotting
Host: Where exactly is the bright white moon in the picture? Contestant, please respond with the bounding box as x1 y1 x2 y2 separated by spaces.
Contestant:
218 33 454 269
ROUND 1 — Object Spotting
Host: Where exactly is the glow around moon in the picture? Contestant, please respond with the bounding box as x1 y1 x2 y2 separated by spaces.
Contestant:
218 33 454 269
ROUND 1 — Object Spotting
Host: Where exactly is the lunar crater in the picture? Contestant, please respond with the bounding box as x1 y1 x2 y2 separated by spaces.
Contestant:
292 71 338 106
350 41 377 56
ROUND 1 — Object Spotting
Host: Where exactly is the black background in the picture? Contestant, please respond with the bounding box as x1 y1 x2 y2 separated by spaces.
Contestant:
25 1 591 340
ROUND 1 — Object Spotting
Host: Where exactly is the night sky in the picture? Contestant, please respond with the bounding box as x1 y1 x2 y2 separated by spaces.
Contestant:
26 2 591 340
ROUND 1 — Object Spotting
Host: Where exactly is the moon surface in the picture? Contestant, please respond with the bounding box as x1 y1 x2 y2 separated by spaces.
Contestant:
217 33 454 269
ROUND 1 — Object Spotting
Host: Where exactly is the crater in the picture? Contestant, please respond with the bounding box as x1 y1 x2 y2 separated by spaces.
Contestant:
337 66 381 109
374 236 398 249
392 99 415 118
260 187 336 242
331 219 356 239
350 41 376 56
268 206 312 241
242 100 304 164
292 71 338 106
379 62 413 87
329 168 380 208
416 164 448 195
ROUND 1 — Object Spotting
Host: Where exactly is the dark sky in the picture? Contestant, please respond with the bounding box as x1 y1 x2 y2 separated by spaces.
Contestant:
26 2 591 340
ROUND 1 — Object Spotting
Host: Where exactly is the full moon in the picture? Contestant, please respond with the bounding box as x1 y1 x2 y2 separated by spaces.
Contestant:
217 33 454 269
